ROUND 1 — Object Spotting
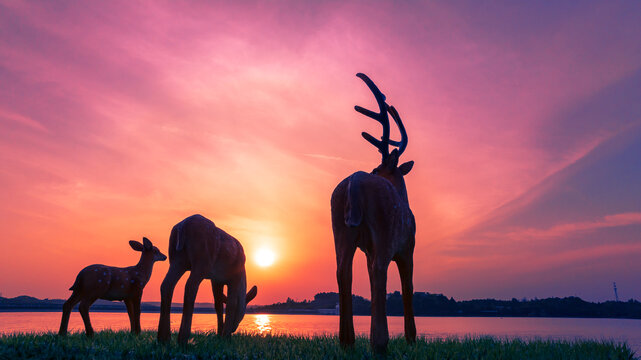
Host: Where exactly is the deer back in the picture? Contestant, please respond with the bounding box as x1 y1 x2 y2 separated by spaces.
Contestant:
333 171 415 252
169 214 247 281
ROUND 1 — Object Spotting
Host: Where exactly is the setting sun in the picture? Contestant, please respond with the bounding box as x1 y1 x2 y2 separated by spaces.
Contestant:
254 248 276 268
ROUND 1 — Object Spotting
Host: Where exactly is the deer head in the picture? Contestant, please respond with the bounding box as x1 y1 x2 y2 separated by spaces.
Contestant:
355 73 414 201
221 280 258 335
129 237 167 262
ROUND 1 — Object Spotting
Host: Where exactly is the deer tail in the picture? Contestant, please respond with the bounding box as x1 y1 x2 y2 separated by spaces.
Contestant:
345 172 364 227
175 219 186 251
68 275 80 291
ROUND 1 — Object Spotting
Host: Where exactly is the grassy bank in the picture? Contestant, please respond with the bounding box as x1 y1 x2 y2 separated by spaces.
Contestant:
0 330 635 360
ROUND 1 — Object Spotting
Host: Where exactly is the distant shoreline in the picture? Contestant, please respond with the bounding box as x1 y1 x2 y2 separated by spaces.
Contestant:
2 307 641 321
2 292 640 319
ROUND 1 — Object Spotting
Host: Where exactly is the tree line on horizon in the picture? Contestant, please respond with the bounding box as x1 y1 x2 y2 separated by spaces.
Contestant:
253 291 641 319
2 291 640 319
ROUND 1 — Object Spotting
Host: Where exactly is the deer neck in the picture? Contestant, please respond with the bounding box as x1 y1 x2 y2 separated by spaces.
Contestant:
134 253 155 284
375 171 410 206
396 183 409 206
388 176 409 207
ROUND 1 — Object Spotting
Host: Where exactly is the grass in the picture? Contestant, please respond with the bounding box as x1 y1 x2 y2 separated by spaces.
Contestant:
0 330 635 360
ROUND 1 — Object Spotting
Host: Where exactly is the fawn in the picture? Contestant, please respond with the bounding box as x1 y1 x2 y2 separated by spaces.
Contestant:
58 237 167 337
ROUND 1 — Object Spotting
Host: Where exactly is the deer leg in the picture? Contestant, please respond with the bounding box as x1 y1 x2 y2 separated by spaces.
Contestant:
211 281 225 336
158 265 186 343
336 241 356 347
368 256 389 354
133 296 142 334
78 298 97 337
58 291 81 336
125 299 136 333
178 273 203 344
396 255 416 344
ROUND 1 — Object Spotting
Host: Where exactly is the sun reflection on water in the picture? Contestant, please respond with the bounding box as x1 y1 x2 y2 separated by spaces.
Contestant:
253 314 272 335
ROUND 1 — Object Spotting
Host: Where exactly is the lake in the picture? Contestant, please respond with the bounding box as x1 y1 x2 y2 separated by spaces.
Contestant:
1 312 639 353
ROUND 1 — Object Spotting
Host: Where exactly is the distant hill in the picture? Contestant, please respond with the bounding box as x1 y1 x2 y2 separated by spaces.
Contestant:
2 292 640 319
0 296 214 313
249 292 641 319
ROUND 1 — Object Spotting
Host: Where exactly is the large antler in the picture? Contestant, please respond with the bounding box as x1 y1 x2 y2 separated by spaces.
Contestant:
354 73 408 161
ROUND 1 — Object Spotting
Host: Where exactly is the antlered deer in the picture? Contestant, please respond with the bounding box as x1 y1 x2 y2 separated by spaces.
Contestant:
58 237 167 337
157 214 258 344
331 73 416 353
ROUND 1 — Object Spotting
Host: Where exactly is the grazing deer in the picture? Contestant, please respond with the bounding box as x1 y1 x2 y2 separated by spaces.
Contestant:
157 214 258 344
331 73 416 353
58 237 167 337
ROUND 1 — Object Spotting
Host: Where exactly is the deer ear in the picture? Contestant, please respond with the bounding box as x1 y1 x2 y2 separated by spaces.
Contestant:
386 149 399 170
143 237 152 250
398 161 414 175
129 240 144 252
246 286 258 304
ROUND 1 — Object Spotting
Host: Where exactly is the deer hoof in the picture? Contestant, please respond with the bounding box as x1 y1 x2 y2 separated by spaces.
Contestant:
177 333 189 345
372 344 387 355
157 333 170 344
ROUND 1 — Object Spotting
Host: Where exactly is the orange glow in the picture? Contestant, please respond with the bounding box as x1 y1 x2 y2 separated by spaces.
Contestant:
255 248 276 268
0 2 640 305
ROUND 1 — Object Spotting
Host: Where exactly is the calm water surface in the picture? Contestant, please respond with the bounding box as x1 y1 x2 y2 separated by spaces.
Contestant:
1 312 639 353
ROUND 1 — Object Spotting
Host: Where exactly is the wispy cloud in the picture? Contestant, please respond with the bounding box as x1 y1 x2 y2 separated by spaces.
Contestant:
0 108 48 132
303 153 353 162
498 212 641 241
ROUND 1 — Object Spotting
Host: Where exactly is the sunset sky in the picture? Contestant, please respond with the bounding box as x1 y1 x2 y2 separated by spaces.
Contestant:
1 1 640 305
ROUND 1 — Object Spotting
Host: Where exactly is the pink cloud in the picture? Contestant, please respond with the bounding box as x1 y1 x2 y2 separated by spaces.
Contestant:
499 212 641 240
0 108 48 132
0 1 639 302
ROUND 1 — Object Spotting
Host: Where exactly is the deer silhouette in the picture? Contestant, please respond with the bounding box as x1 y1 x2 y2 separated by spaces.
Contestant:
58 237 167 337
331 73 416 353
157 214 258 344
